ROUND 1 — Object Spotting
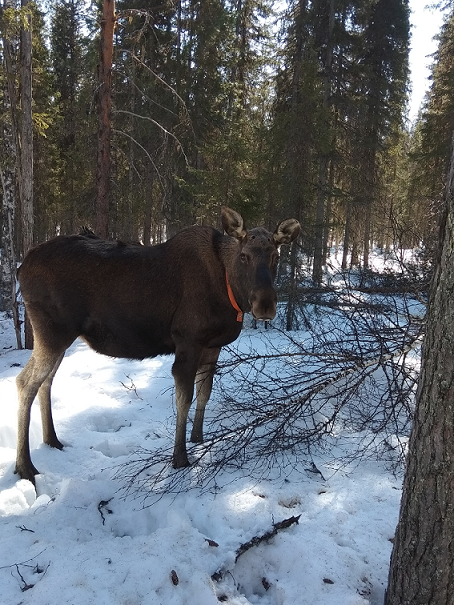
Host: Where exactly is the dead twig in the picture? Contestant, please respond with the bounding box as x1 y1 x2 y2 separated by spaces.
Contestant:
0 549 50 593
16 525 34 533
119 374 143 400
98 499 113 525
0 548 47 571
212 515 300 582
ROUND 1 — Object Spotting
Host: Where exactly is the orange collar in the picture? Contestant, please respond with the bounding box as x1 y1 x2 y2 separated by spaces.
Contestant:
225 271 243 322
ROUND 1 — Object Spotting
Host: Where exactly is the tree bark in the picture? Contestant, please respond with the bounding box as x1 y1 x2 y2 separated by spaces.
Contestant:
341 200 351 270
0 0 21 350
363 200 371 269
95 0 115 239
20 0 34 349
285 241 298 331
385 133 454 604
312 0 334 285
0 148 16 315
20 0 33 256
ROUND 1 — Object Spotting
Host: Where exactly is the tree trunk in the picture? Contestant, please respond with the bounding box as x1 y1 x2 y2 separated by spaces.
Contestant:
0 152 16 315
313 156 327 284
285 241 298 331
362 146 376 270
341 201 351 270
95 0 115 239
385 133 454 604
20 0 34 349
20 0 33 256
1 0 22 348
143 173 154 245
312 0 334 285
363 201 371 269
322 159 334 265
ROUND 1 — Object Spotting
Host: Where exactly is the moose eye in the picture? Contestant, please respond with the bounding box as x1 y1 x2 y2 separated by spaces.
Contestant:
240 253 248 263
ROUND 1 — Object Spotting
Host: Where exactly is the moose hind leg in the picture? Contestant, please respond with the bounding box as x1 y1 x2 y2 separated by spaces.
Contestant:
15 344 66 483
191 347 220 444
38 352 65 449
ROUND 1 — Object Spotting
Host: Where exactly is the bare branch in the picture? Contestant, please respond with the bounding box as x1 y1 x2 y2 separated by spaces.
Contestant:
115 265 423 501
113 110 189 166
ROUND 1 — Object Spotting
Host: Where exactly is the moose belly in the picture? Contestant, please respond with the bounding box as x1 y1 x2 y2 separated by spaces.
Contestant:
81 317 175 360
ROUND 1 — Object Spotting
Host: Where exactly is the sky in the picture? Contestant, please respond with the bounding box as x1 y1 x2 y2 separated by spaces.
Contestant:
408 0 447 122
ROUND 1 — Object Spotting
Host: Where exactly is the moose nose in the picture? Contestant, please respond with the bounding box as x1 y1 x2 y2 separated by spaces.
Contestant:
249 288 277 320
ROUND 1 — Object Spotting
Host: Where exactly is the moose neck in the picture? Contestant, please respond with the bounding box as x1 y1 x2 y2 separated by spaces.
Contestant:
219 238 251 315
225 271 243 322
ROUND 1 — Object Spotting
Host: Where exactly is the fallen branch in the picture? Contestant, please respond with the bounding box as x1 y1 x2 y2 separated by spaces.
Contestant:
115 301 421 500
212 515 300 582
234 514 301 562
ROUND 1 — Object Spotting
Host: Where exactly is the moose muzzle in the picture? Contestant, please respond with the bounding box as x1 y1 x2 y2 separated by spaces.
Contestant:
249 287 278 320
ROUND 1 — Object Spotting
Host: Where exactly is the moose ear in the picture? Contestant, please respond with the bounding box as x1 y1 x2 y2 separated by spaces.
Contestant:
221 206 247 241
273 218 300 246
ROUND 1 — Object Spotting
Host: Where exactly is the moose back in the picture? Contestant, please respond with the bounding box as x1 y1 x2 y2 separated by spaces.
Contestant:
14 206 300 484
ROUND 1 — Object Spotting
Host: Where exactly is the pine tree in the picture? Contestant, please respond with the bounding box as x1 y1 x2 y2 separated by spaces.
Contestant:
412 8 454 219
354 0 409 267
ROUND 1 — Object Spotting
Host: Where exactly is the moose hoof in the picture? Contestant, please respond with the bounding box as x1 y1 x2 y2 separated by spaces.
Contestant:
44 434 64 450
14 462 39 486
47 439 64 450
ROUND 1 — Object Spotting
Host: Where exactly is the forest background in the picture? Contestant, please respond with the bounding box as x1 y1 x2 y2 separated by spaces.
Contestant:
0 0 453 324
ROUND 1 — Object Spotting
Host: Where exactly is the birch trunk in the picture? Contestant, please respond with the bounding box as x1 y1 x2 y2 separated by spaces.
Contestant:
1 0 18 325
0 151 16 315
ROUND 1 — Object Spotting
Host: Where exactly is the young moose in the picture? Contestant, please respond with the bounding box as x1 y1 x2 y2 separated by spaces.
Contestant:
15 207 300 484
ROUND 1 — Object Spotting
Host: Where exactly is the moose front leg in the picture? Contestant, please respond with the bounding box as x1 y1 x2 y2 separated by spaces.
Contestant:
171 347 201 468
38 352 65 449
191 347 220 444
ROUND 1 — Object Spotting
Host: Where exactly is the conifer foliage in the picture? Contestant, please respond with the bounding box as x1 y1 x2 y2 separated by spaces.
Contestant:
0 0 411 247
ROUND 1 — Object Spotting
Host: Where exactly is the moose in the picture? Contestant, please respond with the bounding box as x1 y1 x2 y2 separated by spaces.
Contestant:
14 206 300 484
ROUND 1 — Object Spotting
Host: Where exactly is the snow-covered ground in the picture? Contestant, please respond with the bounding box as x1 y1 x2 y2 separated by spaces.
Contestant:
0 310 402 605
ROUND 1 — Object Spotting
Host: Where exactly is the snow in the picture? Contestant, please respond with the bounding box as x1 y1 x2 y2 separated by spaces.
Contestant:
0 312 402 605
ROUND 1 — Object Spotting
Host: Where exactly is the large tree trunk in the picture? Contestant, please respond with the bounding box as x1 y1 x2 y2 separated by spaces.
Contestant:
95 0 115 239
385 134 454 604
